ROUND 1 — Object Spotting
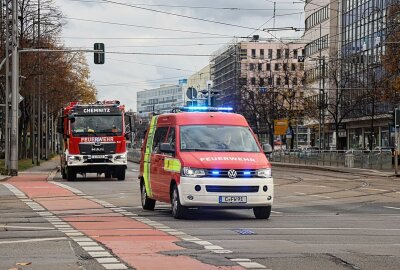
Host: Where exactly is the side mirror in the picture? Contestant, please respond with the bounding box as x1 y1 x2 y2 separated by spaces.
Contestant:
68 115 75 123
263 143 273 154
160 143 175 154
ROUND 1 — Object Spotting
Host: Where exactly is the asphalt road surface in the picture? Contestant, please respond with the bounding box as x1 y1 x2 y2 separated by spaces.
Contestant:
1 161 400 270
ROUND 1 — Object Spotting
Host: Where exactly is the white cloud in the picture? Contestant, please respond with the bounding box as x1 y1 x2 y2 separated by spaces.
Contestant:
54 0 304 111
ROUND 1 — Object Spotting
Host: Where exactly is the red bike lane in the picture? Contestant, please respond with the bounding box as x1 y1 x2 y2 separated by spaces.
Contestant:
7 174 244 270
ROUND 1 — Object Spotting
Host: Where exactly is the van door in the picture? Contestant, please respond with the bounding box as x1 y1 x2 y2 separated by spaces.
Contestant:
150 127 169 200
157 127 176 202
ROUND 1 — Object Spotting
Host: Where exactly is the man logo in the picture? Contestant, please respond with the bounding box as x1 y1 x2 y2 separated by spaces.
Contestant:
228 169 237 179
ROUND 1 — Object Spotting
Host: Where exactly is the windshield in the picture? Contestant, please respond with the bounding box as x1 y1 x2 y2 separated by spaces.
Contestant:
180 125 260 152
71 115 123 136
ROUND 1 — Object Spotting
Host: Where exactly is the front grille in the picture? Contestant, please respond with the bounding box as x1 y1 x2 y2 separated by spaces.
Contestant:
205 169 257 178
205 185 259 193
83 158 112 164
79 142 116 155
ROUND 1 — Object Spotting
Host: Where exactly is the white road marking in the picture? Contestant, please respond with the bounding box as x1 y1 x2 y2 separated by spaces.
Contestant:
294 192 306 195
97 258 120 263
361 188 388 192
88 251 113 258
231 258 251 262
82 246 105 252
237 261 267 269
0 237 67 244
0 225 55 230
77 242 98 247
271 210 283 214
102 263 128 270
384 206 400 210
310 195 331 199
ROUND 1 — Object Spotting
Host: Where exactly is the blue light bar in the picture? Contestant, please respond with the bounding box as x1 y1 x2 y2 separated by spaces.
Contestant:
211 170 220 175
243 171 251 176
179 106 234 112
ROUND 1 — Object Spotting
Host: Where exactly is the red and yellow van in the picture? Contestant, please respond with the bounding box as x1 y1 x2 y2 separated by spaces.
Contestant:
138 107 273 219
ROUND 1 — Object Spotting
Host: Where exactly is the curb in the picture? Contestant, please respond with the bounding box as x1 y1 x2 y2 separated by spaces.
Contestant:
271 162 395 177
0 176 11 182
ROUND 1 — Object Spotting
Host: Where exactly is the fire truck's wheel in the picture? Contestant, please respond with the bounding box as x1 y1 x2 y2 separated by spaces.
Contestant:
171 185 187 219
61 168 67 179
253 206 271 219
141 183 156 210
117 169 125 181
105 172 112 179
66 168 76 182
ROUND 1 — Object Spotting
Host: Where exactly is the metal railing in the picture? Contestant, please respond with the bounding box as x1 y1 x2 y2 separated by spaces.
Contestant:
270 149 393 171
127 148 141 163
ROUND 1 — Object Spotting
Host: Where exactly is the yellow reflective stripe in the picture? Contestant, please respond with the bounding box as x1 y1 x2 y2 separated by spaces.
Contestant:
143 116 158 197
164 158 181 172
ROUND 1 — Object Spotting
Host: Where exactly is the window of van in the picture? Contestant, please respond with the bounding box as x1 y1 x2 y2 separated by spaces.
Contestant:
180 125 260 152
152 127 168 154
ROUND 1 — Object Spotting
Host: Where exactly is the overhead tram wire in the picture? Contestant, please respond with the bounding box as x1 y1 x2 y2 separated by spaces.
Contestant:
62 17 233 37
107 58 196 72
99 0 268 32
62 36 236 40
70 0 302 11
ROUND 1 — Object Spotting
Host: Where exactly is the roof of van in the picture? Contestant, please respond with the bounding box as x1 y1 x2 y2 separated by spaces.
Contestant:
157 112 249 126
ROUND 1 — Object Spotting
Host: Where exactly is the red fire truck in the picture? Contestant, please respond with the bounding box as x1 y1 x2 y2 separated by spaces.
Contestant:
57 100 130 181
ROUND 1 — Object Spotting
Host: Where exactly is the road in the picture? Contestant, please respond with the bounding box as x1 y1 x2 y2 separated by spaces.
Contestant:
1 161 400 270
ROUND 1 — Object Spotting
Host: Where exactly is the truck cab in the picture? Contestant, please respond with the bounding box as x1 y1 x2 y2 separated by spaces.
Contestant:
58 100 130 181
138 107 274 219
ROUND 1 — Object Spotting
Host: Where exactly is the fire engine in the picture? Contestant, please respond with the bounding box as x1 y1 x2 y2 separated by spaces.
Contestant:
57 100 130 181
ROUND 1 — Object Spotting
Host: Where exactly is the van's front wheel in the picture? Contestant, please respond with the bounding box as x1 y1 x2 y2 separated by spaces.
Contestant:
253 206 272 219
141 183 155 210
171 185 187 219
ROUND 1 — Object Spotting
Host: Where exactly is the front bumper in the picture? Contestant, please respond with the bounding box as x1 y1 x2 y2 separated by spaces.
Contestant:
178 176 274 207
67 153 127 167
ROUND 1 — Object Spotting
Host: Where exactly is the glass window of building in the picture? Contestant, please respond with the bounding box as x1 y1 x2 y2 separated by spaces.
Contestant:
268 49 273 59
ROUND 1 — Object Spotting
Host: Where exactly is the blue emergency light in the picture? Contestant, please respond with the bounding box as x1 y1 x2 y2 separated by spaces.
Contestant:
211 170 220 175
178 106 233 113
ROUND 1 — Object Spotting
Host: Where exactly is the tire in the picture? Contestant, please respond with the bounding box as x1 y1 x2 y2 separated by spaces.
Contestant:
105 172 112 179
141 182 156 210
171 185 187 219
61 167 67 179
117 168 125 181
66 168 76 181
253 206 272 219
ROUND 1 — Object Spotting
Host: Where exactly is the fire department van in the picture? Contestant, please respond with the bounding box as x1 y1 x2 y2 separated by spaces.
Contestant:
138 107 273 219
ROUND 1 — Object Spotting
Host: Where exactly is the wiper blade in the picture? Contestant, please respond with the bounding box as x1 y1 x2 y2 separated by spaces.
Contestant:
181 148 215 152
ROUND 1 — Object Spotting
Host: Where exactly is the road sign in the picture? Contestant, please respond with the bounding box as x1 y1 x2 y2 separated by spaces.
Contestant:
297 56 305 62
260 87 267 93
186 87 197 99
94 43 105 64
274 119 288 135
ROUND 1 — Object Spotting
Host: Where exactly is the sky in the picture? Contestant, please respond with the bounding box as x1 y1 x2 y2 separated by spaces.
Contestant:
53 0 305 111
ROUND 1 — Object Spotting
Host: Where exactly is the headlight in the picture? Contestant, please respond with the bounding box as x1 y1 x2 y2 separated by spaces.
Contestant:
181 167 205 178
68 156 81 163
256 168 272 178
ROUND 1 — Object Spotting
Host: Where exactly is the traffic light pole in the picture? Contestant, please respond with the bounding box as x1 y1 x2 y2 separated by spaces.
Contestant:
395 107 399 176
10 0 18 175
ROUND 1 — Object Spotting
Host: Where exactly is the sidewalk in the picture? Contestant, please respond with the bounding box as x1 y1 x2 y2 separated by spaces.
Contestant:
0 158 59 181
271 162 396 177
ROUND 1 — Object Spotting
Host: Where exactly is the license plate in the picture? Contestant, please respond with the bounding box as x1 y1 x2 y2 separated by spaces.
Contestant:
219 196 247 203
91 155 105 159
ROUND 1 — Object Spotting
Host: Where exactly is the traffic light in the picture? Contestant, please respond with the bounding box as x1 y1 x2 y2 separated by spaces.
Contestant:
94 43 105 64
389 109 400 127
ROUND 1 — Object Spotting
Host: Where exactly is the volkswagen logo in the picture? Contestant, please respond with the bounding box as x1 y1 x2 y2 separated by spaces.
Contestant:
228 169 237 179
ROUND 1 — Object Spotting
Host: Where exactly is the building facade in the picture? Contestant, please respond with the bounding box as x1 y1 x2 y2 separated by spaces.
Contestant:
185 65 211 106
136 84 184 117
302 0 341 149
211 38 306 147
341 0 397 150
